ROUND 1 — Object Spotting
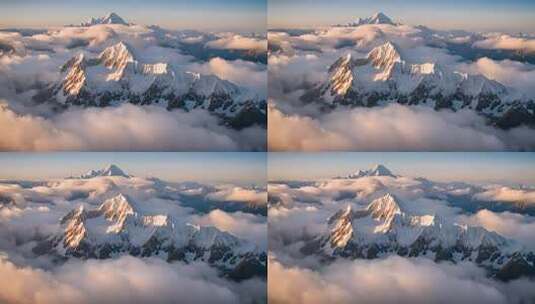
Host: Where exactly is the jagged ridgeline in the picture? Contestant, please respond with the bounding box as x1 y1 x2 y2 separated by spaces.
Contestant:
300 13 535 129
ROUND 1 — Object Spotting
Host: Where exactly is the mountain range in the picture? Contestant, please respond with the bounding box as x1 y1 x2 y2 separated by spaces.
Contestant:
301 13 535 129
32 37 265 129
15 13 267 130
30 165 267 281
300 165 535 281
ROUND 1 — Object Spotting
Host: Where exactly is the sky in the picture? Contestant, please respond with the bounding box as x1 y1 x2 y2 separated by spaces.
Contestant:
269 0 535 32
268 153 535 185
0 0 266 32
0 152 266 185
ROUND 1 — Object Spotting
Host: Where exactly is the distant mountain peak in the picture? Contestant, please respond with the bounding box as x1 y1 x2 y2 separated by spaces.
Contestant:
346 164 395 179
81 13 128 26
339 12 395 27
80 164 129 179
299 36 528 128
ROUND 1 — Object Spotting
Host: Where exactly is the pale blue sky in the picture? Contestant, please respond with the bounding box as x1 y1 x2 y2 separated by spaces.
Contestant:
0 0 266 31
269 153 535 185
269 0 535 32
0 153 266 185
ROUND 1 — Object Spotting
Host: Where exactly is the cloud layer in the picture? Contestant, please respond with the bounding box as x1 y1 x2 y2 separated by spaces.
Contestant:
269 255 535 304
268 103 535 151
0 103 265 151
0 255 264 304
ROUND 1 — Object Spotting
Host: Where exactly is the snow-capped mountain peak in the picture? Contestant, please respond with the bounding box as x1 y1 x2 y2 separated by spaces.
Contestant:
81 13 128 27
98 193 136 222
80 164 129 179
99 41 135 70
367 193 402 221
367 42 401 70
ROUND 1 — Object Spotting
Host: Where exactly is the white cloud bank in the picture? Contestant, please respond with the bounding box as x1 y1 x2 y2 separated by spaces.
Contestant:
268 103 535 151
474 34 535 53
0 103 265 151
269 255 535 304
206 34 267 52
207 186 267 206
0 255 264 304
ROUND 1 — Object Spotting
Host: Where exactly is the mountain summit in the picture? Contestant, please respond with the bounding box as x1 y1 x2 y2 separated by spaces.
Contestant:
80 164 129 179
81 13 128 26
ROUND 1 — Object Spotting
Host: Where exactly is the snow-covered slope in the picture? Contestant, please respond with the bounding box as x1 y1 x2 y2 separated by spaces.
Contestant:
302 193 535 280
33 193 266 280
301 40 534 128
80 164 129 179
80 13 129 27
